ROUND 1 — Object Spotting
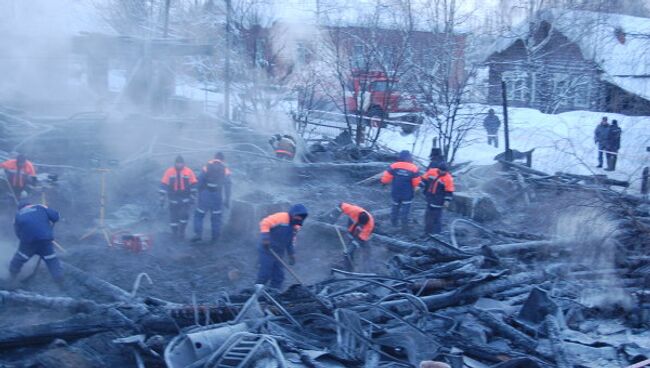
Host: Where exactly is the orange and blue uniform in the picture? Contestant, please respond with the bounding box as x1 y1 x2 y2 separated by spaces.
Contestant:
421 167 455 235
10 202 62 282
380 150 420 227
256 204 308 289
193 158 232 242
1 159 36 194
160 165 198 237
340 202 374 242
270 135 296 160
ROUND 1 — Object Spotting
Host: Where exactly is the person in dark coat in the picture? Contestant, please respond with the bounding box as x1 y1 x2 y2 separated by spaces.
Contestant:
483 109 501 148
594 116 610 168
428 148 447 170
9 201 63 284
605 120 622 171
192 152 232 244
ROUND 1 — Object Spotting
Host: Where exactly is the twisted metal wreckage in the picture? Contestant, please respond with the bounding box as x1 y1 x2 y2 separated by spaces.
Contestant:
1 152 650 368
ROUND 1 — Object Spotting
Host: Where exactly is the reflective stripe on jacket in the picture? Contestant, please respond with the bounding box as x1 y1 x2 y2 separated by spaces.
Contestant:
421 168 455 206
380 161 421 200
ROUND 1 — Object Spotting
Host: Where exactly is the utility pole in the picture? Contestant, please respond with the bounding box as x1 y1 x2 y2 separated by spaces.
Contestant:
501 80 512 161
224 0 232 121
163 0 171 37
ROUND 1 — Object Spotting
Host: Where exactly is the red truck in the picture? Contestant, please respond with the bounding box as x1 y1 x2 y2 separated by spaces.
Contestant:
297 70 423 134
344 70 422 133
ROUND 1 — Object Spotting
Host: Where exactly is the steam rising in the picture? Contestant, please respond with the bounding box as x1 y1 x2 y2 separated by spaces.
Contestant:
554 207 633 310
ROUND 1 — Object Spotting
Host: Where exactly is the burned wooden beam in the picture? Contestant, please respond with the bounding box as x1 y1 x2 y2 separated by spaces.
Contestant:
488 240 570 257
312 221 473 260
555 171 630 188
380 271 547 311
0 290 103 314
0 309 133 349
63 262 149 316
497 159 550 177
470 307 538 353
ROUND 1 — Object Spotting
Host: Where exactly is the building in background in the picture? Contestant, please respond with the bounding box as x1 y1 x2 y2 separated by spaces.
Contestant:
485 9 650 115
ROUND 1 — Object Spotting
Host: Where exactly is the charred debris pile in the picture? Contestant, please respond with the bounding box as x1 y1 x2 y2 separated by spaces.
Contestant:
1 154 649 368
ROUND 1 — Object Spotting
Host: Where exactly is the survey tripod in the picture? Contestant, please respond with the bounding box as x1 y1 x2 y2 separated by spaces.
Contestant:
80 168 112 246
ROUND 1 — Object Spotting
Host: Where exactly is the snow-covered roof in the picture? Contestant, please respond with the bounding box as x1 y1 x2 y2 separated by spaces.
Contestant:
488 9 650 100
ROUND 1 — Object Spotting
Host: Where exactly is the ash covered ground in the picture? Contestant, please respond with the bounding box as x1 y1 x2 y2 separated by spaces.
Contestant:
0 111 649 368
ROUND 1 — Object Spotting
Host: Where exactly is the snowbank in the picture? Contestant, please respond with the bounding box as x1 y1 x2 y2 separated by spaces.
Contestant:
378 106 650 191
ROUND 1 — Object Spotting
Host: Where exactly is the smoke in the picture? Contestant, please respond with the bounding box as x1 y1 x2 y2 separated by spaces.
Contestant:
553 206 633 309
0 0 104 111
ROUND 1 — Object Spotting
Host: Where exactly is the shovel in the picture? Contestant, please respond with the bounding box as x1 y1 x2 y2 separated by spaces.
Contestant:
268 248 332 311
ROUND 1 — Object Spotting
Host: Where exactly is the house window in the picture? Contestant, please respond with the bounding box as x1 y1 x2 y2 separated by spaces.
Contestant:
552 73 571 107
502 70 528 102
572 77 591 108
353 44 365 68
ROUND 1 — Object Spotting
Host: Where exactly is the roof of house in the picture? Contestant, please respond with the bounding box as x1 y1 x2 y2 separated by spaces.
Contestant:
488 9 650 100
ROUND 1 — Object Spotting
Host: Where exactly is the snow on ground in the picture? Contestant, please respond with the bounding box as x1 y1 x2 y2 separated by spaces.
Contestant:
175 78 649 192
378 105 650 191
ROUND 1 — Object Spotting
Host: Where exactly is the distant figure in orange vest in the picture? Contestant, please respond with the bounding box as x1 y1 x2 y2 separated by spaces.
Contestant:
269 134 297 161
159 155 198 239
1 154 36 198
420 163 455 236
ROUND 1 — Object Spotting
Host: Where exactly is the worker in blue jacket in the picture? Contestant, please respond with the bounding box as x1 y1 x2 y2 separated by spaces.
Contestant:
192 152 232 244
256 204 308 290
9 201 63 284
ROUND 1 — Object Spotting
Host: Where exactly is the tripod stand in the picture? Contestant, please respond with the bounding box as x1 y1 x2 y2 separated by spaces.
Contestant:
80 168 112 246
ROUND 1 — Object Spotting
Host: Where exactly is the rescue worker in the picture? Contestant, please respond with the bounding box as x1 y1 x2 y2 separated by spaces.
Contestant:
256 204 308 289
329 202 374 270
483 109 501 148
594 116 610 168
1 154 36 199
192 152 231 244
428 147 447 170
160 156 198 239
381 150 420 229
269 134 297 160
9 201 63 284
420 163 455 236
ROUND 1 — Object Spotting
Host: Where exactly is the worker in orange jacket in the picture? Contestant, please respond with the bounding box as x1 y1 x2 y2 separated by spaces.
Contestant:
1 154 36 199
269 134 297 160
420 163 455 235
381 150 420 229
160 156 198 239
256 204 308 289
329 202 374 270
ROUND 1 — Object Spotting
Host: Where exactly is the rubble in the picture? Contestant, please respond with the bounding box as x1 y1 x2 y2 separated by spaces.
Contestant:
1 119 649 368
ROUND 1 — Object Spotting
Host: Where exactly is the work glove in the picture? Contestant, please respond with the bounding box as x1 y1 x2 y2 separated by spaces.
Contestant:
443 200 451 209
288 254 296 265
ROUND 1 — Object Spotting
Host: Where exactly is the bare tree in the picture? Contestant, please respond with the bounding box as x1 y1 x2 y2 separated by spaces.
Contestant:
317 0 416 146
409 0 477 164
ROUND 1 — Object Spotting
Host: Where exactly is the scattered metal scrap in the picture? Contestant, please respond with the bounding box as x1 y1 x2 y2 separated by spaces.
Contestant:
1 153 650 367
